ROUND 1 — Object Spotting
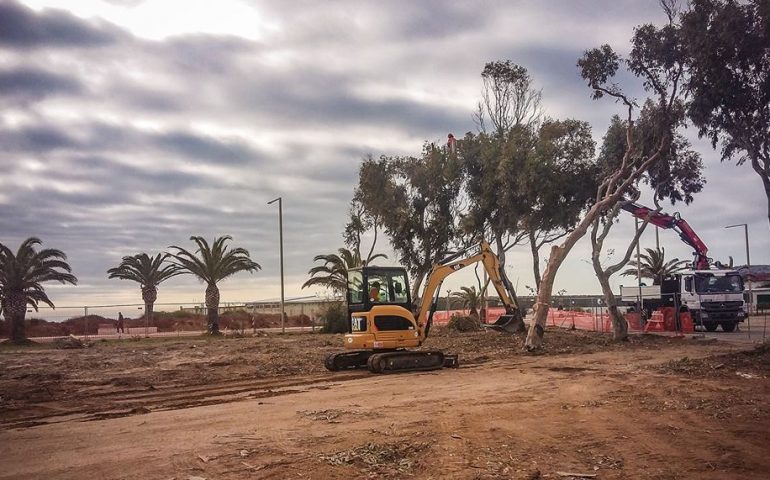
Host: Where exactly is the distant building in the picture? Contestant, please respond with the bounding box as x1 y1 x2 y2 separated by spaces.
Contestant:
179 294 342 320
246 294 342 320
737 265 770 311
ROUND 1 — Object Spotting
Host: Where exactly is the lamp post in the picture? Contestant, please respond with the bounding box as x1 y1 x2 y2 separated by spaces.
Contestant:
268 197 285 333
725 223 752 319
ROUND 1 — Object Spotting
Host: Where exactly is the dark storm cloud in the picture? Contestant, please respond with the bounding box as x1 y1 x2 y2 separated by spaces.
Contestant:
0 125 78 152
385 1 490 40
152 131 257 165
161 34 258 75
0 122 264 166
111 84 184 112
0 67 84 103
231 69 469 133
0 1 122 49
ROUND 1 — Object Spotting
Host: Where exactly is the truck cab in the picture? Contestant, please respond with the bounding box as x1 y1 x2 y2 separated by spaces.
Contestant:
675 270 746 331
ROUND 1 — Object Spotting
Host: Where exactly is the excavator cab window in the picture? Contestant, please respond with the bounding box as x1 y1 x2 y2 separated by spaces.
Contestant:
367 275 390 302
348 267 412 312
391 273 409 303
348 270 364 304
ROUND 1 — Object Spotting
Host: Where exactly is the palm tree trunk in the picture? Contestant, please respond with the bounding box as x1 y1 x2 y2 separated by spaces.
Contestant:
205 283 221 335
145 302 154 335
142 285 158 337
4 292 28 344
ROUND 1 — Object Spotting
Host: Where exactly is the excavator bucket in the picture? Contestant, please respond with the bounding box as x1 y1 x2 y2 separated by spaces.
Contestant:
486 314 526 333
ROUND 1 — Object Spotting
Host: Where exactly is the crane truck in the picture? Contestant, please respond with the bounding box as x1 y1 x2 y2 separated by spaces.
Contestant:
324 240 524 373
619 202 747 332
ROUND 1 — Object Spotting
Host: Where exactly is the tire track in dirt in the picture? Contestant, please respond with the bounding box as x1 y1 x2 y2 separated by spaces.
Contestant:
1 371 370 429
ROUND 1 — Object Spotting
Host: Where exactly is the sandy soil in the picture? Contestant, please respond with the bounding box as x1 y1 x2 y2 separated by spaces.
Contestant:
1 328 769 479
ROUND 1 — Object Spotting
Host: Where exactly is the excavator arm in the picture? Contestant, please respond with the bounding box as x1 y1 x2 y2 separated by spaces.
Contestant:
416 241 524 333
620 202 710 270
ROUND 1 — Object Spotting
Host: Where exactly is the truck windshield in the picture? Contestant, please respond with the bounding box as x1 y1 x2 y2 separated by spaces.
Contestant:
694 274 743 293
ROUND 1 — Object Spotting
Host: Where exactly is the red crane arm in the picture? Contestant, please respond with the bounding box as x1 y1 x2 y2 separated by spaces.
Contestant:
620 201 710 270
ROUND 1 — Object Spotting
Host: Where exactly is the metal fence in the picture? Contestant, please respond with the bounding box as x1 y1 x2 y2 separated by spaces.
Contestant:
2 301 325 340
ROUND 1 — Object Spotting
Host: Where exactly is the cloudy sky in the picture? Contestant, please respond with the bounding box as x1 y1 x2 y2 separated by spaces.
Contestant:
1 0 768 315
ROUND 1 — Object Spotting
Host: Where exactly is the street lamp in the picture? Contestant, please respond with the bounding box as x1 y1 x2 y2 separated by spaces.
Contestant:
268 197 285 333
725 223 752 317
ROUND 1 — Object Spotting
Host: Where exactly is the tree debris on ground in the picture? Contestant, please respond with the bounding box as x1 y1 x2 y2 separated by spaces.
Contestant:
319 441 429 477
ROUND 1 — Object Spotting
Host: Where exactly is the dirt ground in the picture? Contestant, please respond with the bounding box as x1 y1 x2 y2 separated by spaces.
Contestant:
1 328 769 479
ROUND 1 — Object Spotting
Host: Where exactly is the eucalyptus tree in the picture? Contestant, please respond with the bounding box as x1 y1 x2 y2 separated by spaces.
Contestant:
589 105 704 341
107 253 181 331
517 119 598 290
677 0 770 228
353 148 463 300
0 237 77 343
169 236 260 335
469 61 543 293
466 62 597 293
525 13 693 349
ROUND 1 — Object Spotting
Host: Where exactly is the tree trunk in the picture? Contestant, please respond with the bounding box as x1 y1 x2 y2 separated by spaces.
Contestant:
205 283 221 335
411 274 424 305
753 159 770 230
145 302 154 335
4 292 28 344
525 215 594 349
494 235 518 300
593 269 628 341
529 230 542 291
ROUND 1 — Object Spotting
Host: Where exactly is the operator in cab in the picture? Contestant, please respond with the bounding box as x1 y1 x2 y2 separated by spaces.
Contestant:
369 281 381 302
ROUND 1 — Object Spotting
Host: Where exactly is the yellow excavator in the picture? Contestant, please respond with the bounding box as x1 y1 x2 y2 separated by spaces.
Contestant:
324 240 525 373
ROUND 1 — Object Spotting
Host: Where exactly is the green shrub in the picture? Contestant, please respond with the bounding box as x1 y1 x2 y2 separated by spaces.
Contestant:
320 302 348 334
447 314 481 332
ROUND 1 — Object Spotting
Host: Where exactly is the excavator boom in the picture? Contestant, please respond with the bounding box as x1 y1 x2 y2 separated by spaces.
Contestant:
416 240 524 334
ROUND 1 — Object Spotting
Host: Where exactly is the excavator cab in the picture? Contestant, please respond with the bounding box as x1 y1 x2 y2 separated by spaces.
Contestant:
344 266 423 350
347 266 412 318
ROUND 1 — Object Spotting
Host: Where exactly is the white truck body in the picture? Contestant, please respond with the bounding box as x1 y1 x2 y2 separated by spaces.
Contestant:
620 269 747 332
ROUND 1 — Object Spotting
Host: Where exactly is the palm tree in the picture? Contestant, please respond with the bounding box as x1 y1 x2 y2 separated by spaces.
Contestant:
0 238 77 343
452 286 481 319
107 253 181 333
301 247 387 295
169 236 260 335
621 247 689 285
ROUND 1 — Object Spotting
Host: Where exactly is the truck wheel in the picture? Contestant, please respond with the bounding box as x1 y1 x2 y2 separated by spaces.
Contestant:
720 322 737 333
704 323 718 332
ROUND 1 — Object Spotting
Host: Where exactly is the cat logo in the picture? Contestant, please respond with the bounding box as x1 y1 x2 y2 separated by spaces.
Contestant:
451 263 464 271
